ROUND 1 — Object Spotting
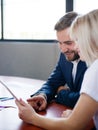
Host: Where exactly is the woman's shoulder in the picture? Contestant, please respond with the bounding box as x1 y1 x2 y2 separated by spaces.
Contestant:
90 59 98 70
84 59 98 77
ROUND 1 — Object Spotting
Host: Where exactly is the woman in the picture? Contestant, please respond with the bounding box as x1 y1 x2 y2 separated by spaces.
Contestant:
15 9 98 130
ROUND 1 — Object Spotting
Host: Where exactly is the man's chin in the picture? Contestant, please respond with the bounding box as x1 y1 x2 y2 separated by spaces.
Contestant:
66 57 73 61
64 55 72 61
64 53 79 61
66 57 79 61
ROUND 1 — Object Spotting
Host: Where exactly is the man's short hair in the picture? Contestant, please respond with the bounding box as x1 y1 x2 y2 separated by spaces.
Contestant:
54 11 78 31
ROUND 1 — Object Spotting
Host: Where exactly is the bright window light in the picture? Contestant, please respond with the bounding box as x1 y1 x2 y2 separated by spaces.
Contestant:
3 0 65 40
74 0 98 14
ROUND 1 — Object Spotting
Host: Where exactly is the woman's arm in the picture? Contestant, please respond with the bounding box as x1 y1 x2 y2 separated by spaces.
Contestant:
15 94 98 130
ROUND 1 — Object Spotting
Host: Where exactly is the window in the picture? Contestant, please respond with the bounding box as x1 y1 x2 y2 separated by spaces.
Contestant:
1 0 65 40
74 0 98 14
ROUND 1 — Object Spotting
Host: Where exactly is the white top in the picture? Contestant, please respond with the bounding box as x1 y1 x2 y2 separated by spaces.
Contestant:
80 59 98 130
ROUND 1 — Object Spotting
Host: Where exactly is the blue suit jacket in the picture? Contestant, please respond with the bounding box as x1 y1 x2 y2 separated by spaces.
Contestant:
32 53 87 108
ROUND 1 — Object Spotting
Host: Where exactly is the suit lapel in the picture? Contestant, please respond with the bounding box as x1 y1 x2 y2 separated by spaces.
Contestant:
74 61 87 87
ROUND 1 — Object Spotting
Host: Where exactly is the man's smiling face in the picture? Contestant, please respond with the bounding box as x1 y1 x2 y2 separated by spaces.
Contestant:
56 28 79 61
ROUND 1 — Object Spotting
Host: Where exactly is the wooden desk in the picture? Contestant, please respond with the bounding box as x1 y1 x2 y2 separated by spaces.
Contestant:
0 76 94 130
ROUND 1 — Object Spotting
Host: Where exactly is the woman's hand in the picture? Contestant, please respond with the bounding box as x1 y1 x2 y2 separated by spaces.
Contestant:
61 109 72 118
15 98 37 124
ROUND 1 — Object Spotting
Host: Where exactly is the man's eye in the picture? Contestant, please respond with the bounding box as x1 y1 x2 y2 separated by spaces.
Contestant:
58 42 62 45
58 41 74 45
65 41 73 45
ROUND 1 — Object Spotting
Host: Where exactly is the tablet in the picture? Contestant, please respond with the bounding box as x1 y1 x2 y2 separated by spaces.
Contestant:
0 80 19 101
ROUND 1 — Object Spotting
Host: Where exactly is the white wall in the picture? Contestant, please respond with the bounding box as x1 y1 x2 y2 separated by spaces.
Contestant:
0 42 60 80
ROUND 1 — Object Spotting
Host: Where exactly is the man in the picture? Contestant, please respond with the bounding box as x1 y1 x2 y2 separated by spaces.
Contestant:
27 12 87 111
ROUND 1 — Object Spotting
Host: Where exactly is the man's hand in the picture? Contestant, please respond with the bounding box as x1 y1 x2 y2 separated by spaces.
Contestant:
27 94 47 111
57 85 70 93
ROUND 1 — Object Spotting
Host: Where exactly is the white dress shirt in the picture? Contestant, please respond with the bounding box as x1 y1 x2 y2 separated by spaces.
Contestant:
72 60 79 82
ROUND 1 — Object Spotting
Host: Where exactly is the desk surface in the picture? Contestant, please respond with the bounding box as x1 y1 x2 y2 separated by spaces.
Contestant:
0 76 94 130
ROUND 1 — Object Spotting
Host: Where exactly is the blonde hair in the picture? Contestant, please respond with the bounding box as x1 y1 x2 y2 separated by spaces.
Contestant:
70 9 98 66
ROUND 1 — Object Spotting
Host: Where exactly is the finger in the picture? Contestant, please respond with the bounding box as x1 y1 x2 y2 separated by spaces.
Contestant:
27 98 34 102
27 97 38 105
27 97 40 106
15 99 22 110
38 101 46 111
27 97 40 102
15 98 26 108
19 98 28 106
32 101 41 110
61 112 67 117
